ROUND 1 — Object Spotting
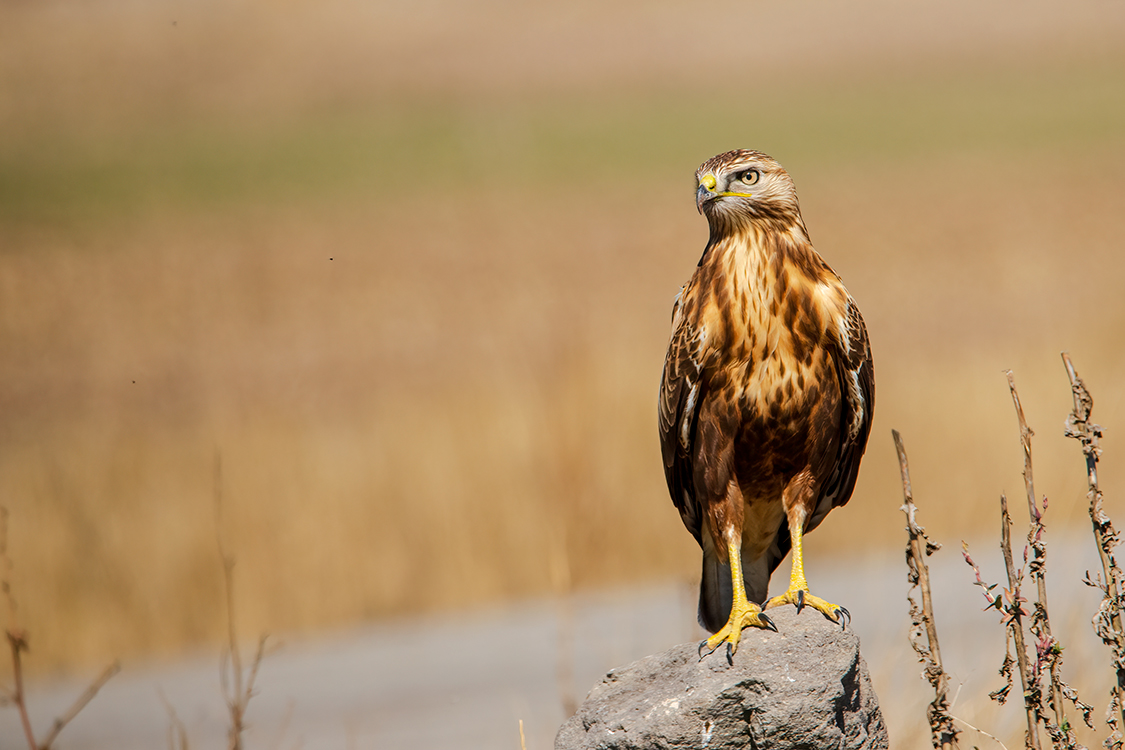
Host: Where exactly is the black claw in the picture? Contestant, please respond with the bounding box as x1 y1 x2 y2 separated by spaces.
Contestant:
837 607 851 630
795 589 805 613
725 642 734 665
698 639 711 660
760 613 778 632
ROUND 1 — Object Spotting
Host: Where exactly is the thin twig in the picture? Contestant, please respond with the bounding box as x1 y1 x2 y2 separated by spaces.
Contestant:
6 628 35 750
952 714 1011 750
214 450 273 750
894 429 959 749
1007 371 1066 722
37 660 122 749
1 506 36 750
3 507 119 750
1007 370 1090 747
242 635 269 710
965 506 1040 745
215 451 245 750
158 688 190 750
1063 352 1125 749
214 453 239 748
999 493 1042 750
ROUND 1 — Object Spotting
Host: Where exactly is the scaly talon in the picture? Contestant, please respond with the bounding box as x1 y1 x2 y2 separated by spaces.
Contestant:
766 582 846 625
701 596 775 657
764 512 848 626
700 538 777 658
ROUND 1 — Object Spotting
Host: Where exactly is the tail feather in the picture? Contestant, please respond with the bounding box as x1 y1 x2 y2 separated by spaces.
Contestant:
698 552 732 633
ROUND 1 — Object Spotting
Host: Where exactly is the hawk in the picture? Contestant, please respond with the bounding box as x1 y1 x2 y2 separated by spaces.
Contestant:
658 150 874 656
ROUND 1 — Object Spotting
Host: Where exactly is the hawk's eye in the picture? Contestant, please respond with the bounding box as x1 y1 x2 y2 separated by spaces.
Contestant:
739 169 760 185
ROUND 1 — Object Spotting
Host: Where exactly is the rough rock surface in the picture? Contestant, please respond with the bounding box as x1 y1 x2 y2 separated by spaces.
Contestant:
555 605 888 749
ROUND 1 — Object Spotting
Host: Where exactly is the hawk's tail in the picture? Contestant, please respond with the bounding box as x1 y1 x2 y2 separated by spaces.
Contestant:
698 552 733 633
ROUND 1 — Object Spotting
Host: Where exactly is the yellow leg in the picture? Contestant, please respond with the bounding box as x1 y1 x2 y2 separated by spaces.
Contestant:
765 520 848 625
701 538 777 658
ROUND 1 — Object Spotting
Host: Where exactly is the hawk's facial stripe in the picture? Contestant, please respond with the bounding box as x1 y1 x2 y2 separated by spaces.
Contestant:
717 191 754 199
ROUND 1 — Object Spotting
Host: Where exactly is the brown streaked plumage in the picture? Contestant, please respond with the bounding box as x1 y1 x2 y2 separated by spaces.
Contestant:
658 149 874 656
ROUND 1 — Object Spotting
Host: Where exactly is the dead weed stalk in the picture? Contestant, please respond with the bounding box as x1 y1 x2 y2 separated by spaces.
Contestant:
1063 353 1125 749
895 429 959 750
160 451 277 750
215 452 274 750
1 507 120 750
901 354 1121 749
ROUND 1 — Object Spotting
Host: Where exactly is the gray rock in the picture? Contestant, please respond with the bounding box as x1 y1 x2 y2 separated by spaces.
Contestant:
555 605 888 749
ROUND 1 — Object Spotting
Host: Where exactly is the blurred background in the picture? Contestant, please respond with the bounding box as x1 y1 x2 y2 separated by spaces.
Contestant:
2 0 1125 747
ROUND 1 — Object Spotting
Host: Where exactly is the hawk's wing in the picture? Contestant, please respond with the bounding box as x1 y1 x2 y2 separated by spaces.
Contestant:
807 295 875 533
658 287 707 545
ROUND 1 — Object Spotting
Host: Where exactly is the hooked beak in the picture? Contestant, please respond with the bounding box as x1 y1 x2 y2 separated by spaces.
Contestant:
696 173 718 213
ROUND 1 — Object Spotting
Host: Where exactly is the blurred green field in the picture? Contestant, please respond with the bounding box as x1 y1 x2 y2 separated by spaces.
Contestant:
4 63 1125 223
3 2 1125 712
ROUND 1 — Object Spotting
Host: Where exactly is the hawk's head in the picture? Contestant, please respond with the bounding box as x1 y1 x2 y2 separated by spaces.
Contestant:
695 150 801 231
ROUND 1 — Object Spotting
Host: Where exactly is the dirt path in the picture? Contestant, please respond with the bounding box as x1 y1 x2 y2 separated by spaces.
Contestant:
2 536 1111 749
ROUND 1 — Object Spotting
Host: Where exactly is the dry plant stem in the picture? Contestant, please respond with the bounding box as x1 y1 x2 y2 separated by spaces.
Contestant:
953 715 1011 750
223 635 269 750
159 452 272 750
1062 352 1125 746
216 452 244 750
893 429 959 749
0 507 35 750
7 630 36 750
37 661 122 749
221 553 246 750
158 689 190 750
214 451 269 750
1000 494 1042 750
1007 370 1073 743
3 506 120 750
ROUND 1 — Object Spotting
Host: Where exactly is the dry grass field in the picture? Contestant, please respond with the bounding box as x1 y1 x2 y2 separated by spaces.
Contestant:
3 5 1125 729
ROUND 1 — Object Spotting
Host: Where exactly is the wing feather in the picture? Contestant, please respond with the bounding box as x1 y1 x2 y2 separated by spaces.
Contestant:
807 295 874 533
658 287 707 545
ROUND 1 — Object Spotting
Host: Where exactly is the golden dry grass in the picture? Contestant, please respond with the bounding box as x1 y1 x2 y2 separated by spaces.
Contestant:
2 0 1125 688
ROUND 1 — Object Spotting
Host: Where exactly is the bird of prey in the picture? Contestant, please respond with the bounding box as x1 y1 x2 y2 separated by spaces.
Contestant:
658 149 874 656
